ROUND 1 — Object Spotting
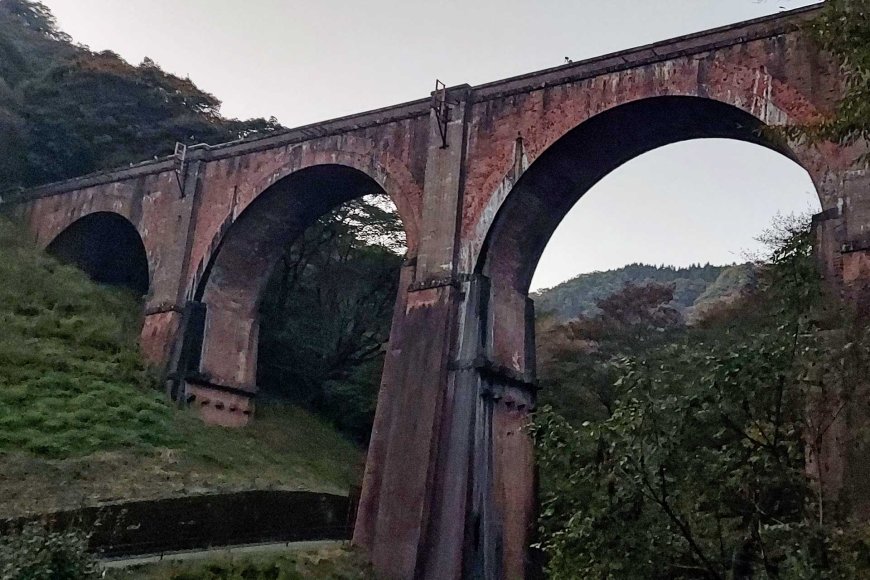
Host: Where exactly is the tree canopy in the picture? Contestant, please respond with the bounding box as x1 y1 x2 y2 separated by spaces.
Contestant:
257 195 405 442
0 0 280 190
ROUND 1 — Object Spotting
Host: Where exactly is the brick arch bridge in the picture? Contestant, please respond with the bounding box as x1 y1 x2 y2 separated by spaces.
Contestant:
3 7 868 579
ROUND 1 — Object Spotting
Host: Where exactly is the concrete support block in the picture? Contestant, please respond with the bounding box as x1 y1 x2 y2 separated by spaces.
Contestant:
185 382 254 428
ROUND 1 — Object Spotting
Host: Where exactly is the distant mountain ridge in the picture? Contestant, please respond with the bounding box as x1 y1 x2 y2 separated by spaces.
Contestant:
532 263 756 322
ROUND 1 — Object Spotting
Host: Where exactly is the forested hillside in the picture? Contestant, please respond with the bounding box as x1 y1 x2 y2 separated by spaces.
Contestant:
533 262 756 322
0 0 279 191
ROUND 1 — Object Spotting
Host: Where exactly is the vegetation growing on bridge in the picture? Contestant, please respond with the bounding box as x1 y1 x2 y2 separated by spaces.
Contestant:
791 0 870 159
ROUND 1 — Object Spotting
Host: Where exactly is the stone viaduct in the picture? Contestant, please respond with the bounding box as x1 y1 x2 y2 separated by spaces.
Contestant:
3 6 868 578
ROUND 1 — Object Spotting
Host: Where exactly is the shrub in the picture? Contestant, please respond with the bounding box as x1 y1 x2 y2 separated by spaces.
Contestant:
0 523 99 579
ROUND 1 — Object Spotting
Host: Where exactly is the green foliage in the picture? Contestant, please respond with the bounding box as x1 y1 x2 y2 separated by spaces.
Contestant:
258 196 404 442
168 402 362 496
0 216 361 514
781 0 870 159
0 216 175 457
534 217 870 578
0 523 99 579
536 282 686 425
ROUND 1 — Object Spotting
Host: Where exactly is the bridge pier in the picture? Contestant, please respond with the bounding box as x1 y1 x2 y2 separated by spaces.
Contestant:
354 85 537 578
811 165 870 520
353 273 538 580
177 300 258 427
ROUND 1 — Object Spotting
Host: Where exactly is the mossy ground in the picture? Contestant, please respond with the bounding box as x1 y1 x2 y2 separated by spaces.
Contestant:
0 217 362 517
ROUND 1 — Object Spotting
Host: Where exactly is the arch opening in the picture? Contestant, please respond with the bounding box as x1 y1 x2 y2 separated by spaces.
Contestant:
476 95 818 295
189 164 408 430
46 211 149 296
196 164 401 311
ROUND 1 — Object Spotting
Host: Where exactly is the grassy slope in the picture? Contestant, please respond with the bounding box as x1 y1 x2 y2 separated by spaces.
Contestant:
0 218 362 517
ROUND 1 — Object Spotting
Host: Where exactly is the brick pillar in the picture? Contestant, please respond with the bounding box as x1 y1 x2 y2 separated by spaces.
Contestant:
420 274 538 580
813 165 870 519
479 279 537 580
356 84 538 578
353 257 418 547
138 160 203 373
153 158 256 427
188 299 257 427
354 86 476 579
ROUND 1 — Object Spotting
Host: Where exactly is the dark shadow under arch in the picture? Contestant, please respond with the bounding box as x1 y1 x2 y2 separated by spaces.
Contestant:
477 96 816 294
46 211 149 296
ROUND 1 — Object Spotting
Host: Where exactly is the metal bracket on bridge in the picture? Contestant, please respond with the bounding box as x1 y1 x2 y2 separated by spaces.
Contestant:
431 80 451 149
173 142 188 197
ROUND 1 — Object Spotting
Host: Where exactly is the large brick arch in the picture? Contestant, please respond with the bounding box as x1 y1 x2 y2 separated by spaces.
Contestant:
460 49 844 275
450 92 837 580
188 162 409 426
474 95 822 294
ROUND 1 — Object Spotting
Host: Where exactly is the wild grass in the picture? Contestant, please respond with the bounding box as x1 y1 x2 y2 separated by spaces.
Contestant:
0 217 362 516
0 217 172 457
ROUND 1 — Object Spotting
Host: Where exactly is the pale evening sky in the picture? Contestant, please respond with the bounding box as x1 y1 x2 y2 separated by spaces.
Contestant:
40 0 823 290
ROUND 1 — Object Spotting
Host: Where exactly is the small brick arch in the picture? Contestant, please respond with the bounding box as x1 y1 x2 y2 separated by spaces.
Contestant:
45 210 150 296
